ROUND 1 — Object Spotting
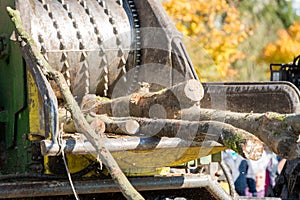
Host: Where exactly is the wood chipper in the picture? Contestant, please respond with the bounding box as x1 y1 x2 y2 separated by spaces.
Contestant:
0 0 300 199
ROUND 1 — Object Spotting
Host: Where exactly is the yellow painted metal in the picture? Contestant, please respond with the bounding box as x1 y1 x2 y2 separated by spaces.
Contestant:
44 154 97 176
27 71 53 175
43 142 225 176
43 156 51 174
103 166 171 177
27 71 45 140
27 61 225 177
219 181 230 194
111 146 226 176
66 154 97 176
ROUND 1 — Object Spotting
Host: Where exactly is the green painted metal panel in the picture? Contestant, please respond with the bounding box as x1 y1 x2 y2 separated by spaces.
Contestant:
0 1 15 35
0 0 31 174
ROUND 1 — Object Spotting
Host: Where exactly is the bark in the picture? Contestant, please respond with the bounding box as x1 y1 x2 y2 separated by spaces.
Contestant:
83 79 203 118
82 87 300 159
62 112 262 160
181 107 300 160
7 7 144 200
83 115 263 160
83 83 300 160
95 114 140 135
64 114 140 135
81 89 300 160
63 115 106 136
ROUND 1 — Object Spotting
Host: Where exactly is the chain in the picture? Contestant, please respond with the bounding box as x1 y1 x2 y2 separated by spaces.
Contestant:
127 0 142 94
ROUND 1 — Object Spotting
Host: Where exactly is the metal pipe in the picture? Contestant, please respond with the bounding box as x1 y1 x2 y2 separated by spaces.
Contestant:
0 174 231 199
40 137 223 156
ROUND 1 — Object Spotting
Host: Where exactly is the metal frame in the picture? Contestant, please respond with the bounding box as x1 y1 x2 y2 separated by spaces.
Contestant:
0 174 232 200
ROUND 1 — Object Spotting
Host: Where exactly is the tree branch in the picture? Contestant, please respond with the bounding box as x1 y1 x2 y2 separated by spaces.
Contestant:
82 85 300 160
65 114 263 160
192 108 300 160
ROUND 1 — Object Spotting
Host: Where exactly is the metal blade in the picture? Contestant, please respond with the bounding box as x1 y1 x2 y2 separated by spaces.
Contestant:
201 81 300 114
16 0 133 102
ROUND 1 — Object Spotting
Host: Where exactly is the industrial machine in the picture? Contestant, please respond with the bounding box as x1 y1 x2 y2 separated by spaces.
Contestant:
0 0 299 199
0 1 234 199
269 56 300 199
270 55 300 89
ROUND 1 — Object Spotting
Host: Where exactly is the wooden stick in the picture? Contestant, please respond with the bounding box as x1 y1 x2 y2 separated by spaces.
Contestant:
7 7 144 200
64 114 140 135
95 114 140 135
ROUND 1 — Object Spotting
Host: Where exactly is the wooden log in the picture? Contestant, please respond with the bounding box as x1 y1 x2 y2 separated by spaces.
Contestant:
61 112 262 160
96 114 140 135
82 79 203 118
6 7 144 200
96 100 300 160
64 114 140 135
81 93 300 160
63 116 106 136
180 107 300 160
94 115 263 160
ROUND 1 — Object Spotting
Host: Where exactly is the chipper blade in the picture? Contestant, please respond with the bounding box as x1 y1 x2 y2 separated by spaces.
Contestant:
16 0 133 103
16 0 198 103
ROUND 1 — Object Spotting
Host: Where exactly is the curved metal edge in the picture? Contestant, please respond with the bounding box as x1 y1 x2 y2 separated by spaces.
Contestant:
20 43 59 143
201 81 300 114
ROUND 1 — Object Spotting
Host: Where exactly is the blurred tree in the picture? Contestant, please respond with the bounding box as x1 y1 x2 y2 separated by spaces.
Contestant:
163 0 300 81
233 0 299 81
163 0 250 81
262 21 300 64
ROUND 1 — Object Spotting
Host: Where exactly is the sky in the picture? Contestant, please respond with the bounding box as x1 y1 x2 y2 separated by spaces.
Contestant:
292 0 300 15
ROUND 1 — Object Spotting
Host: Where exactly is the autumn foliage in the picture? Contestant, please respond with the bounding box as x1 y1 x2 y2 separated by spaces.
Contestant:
263 21 300 64
162 0 249 81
